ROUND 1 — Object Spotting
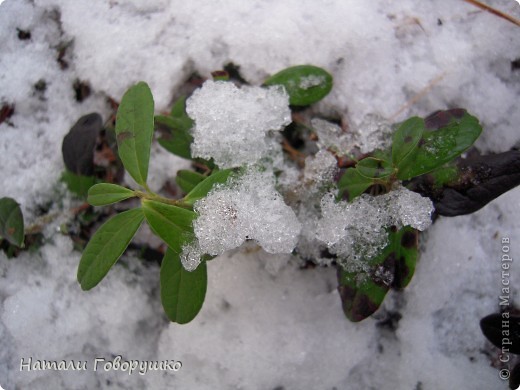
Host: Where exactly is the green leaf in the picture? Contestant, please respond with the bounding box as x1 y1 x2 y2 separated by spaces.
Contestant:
77 208 144 290
169 95 194 128
160 247 207 324
263 65 333 106
387 226 419 289
427 164 459 188
87 183 136 206
337 226 419 322
0 197 24 247
391 117 424 166
184 169 234 206
337 268 389 322
156 115 194 160
368 226 419 291
397 110 482 180
115 82 154 187
176 170 206 194
156 96 195 160
142 199 197 250
337 168 374 202
61 170 96 197
356 157 394 179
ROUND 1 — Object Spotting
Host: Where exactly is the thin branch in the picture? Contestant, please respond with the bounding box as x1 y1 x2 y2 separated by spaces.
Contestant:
462 0 520 27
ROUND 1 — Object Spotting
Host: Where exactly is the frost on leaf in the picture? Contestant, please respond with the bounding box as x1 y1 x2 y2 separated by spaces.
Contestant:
316 187 433 272
180 241 203 272
186 80 291 168
192 169 301 258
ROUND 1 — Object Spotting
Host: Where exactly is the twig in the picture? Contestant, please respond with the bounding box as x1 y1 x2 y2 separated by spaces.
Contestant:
281 139 306 167
462 0 520 28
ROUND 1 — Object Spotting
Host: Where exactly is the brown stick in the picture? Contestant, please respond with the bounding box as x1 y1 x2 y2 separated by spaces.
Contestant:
462 0 520 28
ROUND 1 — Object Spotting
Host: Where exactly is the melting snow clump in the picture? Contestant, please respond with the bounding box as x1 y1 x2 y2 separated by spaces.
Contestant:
311 118 352 155
299 74 326 89
303 149 338 186
185 169 301 270
353 114 394 153
180 241 203 272
186 80 291 168
316 187 434 271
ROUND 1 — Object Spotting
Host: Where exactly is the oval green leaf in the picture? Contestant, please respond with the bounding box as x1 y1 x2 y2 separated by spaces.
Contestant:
160 247 207 324
337 226 419 322
0 197 24 247
156 115 194 160
176 170 206 194
183 169 234 206
337 168 374 202
263 65 333 106
397 110 482 180
142 199 197 250
77 208 144 290
61 170 96 198
87 183 136 206
337 267 389 323
116 82 154 187
356 157 394 179
391 117 424 166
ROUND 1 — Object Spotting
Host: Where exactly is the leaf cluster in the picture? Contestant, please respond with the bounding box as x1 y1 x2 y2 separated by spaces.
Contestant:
71 66 490 326
77 82 232 324
338 110 482 202
335 109 482 321
76 66 336 324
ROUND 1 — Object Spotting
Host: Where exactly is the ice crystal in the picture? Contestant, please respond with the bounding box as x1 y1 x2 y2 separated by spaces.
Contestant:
192 169 302 258
186 80 291 168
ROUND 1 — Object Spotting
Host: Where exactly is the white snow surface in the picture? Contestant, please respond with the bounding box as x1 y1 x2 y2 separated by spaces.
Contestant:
0 0 519 389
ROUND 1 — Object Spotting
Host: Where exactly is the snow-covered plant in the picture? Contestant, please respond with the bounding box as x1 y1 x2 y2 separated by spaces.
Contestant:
76 65 483 324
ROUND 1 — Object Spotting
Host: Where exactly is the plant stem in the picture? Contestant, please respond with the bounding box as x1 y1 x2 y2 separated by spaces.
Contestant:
134 190 192 209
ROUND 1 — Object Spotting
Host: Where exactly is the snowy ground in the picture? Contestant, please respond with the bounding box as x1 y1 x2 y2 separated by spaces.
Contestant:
1 0 519 389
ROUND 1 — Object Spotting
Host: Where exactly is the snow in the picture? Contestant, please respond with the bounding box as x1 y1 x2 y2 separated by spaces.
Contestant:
0 0 519 389
192 169 301 259
316 188 434 271
186 80 291 168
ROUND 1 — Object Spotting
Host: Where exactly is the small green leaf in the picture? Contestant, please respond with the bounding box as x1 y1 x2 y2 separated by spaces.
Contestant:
337 168 374 202
87 183 136 206
169 95 195 128
368 226 419 291
263 65 333 106
0 197 24 247
184 169 234 206
388 227 419 289
156 115 194 160
115 82 154 187
160 247 207 324
77 208 144 290
61 170 96 197
337 226 419 322
391 117 424 166
356 157 394 179
176 170 206 194
427 164 459 188
337 268 389 323
397 110 482 180
142 199 197 250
